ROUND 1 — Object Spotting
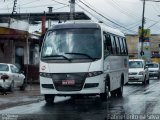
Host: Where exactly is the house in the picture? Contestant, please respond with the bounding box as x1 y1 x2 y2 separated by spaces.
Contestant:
0 26 40 82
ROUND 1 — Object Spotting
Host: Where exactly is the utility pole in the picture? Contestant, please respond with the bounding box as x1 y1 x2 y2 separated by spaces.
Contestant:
12 0 17 15
48 7 53 28
70 0 75 20
140 0 146 56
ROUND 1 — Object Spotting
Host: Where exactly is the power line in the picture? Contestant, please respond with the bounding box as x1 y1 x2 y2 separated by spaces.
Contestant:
81 0 141 33
78 0 137 33
109 0 140 20
20 0 38 6
76 2 116 28
82 0 122 26
52 0 68 6
52 5 69 11
147 20 160 28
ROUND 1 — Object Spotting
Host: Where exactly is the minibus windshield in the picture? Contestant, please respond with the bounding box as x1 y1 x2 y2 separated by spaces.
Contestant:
41 28 102 61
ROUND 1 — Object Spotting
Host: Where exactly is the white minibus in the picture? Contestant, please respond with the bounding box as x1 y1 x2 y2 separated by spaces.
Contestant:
39 21 128 103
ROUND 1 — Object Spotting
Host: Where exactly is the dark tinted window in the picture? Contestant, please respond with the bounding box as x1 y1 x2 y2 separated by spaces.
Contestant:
103 33 113 57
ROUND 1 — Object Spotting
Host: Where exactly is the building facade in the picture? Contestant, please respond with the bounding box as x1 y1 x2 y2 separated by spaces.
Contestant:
126 34 160 59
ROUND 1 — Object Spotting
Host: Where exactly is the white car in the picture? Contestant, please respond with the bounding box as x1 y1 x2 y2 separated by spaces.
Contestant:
146 62 160 79
0 63 26 92
128 59 149 85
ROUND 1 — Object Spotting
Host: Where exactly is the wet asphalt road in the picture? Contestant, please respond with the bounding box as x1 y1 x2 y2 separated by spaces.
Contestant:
1 78 160 120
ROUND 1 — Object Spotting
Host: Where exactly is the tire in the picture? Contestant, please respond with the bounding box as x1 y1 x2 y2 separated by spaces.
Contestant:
116 81 123 97
8 81 14 92
110 90 117 97
157 74 160 80
100 78 109 101
20 79 26 91
142 76 146 85
45 94 55 104
111 77 124 97
146 78 149 84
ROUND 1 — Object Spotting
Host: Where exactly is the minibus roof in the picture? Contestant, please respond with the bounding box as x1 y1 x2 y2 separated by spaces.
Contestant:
49 21 124 37
51 22 101 30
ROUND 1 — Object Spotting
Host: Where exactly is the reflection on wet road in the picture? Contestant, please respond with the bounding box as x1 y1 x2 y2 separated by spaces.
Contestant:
1 79 160 120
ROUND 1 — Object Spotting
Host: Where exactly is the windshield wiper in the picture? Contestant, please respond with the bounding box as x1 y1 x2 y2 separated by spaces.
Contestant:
65 52 96 60
43 55 71 61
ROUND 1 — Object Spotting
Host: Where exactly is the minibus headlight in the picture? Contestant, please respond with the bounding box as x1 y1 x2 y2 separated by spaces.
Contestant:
40 72 52 78
87 71 103 77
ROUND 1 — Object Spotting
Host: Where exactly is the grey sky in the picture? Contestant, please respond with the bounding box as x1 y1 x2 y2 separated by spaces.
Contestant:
1 0 160 34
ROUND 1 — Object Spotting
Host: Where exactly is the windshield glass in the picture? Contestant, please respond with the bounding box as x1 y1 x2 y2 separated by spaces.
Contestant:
41 28 102 61
0 64 9 71
129 61 143 68
147 63 159 68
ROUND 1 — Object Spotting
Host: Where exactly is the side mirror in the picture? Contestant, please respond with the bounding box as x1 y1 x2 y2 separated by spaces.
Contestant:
145 66 148 69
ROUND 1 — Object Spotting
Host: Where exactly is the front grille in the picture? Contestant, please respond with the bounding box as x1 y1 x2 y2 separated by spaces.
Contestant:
129 72 137 75
149 71 156 72
52 73 87 91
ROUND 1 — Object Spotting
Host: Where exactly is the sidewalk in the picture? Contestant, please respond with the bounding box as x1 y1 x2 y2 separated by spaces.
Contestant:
0 84 44 110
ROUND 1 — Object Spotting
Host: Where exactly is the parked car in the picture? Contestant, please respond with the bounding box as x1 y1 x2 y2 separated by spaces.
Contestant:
128 59 149 85
146 62 160 79
0 63 26 92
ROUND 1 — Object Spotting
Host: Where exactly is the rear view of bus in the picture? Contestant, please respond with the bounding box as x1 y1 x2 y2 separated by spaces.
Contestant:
39 22 128 103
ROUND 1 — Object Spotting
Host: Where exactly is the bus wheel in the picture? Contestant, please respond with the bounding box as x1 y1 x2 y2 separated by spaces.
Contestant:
100 79 109 101
110 90 117 97
116 82 123 97
44 94 55 104
100 92 108 101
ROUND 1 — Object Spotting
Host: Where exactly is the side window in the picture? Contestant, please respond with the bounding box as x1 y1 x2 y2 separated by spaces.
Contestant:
124 38 128 55
115 36 121 55
14 66 19 73
103 33 113 56
119 37 125 55
11 65 19 73
11 66 16 73
122 38 128 55
110 35 116 55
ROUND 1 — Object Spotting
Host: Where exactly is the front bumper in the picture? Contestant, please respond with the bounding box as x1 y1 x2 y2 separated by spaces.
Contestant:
128 75 144 82
149 72 159 77
40 74 105 95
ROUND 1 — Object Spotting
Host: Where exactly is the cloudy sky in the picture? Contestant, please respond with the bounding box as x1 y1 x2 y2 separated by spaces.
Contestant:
1 0 160 34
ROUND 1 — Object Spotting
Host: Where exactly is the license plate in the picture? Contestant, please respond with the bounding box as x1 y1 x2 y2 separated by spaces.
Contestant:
62 80 75 85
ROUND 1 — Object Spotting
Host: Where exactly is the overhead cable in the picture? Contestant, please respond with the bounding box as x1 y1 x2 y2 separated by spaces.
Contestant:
78 0 137 33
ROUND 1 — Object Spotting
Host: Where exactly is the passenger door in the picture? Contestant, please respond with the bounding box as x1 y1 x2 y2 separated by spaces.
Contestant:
13 65 23 87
